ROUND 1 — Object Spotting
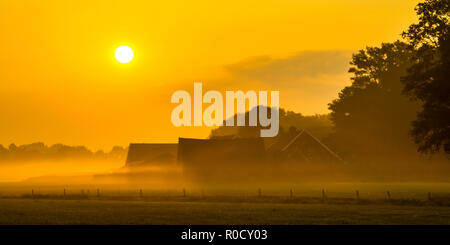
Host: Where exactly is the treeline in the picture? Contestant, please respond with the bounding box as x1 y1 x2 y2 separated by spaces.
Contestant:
210 107 333 151
210 108 332 140
0 143 127 162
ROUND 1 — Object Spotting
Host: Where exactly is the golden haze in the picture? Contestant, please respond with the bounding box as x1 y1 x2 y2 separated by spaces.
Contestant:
0 0 418 150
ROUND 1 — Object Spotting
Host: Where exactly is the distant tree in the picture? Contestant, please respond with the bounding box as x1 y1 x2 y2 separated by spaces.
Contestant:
209 107 333 141
48 144 92 159
327 41 419 162
109 146 127 159
94 150 106 158
0 143 127 162
0 144 8 158
8 143 17 151
401 0 450 154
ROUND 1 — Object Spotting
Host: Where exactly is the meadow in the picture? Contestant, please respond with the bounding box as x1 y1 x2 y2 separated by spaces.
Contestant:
1 183 450 225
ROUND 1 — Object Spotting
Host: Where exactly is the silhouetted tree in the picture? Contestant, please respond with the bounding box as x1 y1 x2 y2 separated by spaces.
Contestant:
401 0 450 154
327 41 419 162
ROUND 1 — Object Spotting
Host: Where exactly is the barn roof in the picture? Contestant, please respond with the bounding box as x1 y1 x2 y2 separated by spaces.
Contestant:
177 137 265 165
125 143 177 167
280 130 347 164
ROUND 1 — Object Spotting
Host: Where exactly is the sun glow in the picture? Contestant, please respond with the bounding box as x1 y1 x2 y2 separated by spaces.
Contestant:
115 46 134 63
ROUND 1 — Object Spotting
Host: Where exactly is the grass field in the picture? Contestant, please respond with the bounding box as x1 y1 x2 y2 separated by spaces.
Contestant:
1 197 450 225
1 182 450 224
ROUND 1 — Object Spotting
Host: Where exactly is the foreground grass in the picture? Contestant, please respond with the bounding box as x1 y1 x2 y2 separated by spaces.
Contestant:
0 198 450 224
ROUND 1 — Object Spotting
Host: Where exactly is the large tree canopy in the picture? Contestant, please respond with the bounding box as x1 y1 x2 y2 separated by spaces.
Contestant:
402 0 450 154
327 41 419 162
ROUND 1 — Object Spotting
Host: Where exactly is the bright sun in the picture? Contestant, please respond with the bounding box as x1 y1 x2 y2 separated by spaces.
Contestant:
115 46 134 63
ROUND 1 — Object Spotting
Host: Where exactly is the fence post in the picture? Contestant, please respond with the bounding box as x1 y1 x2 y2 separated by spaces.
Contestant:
31 189 34 198
428 192 432 201
97 188 100 198
183 188 186 197
258 188 262 198
386 191 391 201
322 189 327 202
140 189 143 197
64 188 66 197
290 189 293 199
355 190 359 201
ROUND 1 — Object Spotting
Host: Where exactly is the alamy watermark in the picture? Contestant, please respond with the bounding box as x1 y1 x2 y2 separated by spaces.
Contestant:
171 83 279 137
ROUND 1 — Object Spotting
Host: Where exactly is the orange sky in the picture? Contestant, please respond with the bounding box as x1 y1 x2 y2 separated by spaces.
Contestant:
0 0 419 150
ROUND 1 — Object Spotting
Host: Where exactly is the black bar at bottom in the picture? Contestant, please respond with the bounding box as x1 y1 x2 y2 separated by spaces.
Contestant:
0 225 448 243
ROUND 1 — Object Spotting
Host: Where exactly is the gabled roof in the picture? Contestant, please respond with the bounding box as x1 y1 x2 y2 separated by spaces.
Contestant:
279 130 347 164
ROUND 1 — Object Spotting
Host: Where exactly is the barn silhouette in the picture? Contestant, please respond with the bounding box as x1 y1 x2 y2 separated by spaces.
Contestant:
124 131 345 182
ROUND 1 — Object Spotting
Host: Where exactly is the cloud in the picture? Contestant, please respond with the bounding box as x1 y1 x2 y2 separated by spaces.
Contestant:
224 50 353 87
214 50 354 114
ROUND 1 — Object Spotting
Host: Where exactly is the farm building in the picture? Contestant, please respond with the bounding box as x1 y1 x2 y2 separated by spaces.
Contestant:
125 143 177 167
267 130 346 164
176 137 267 182
124 131 345 180
177 137 266 166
